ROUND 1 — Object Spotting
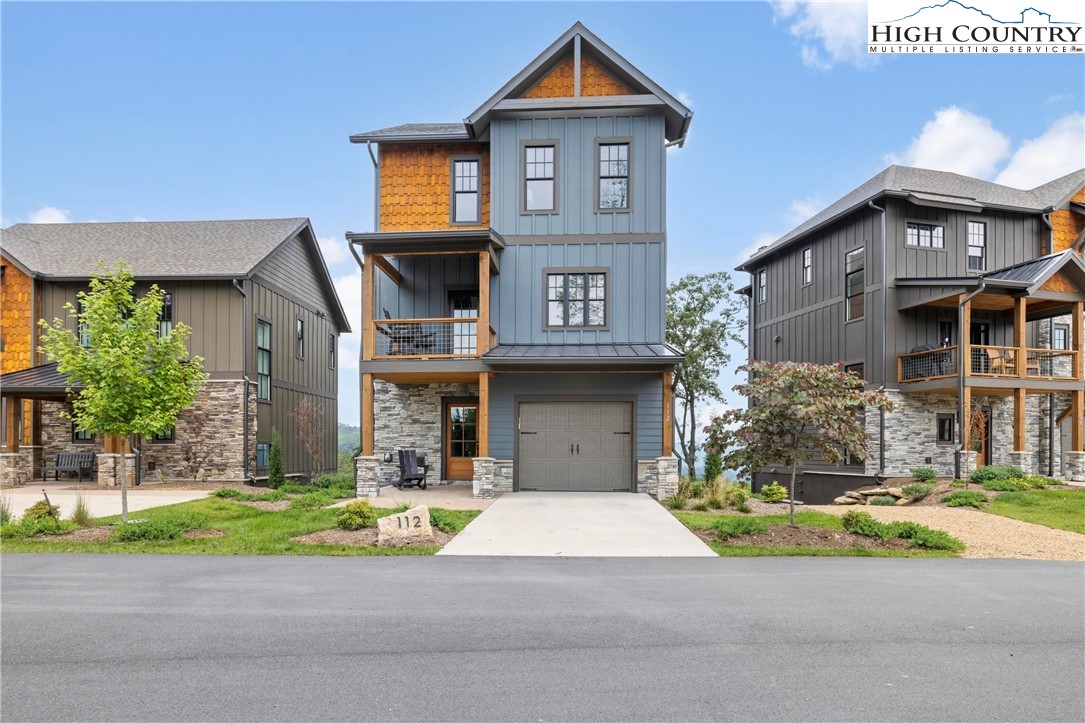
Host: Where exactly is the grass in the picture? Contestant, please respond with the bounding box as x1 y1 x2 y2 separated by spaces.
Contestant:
672 510 957 557
985 489 1085 534
0 497 481 556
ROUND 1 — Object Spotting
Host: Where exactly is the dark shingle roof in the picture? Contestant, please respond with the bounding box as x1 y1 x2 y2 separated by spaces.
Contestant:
739 166 1085 270
1 218 308 278
349 123 469 143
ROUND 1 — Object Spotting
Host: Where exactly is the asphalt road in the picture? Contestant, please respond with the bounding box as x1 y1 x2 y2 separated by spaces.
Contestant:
2 554 1082 722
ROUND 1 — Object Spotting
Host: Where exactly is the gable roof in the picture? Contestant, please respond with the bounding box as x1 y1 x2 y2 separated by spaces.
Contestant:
350 22 692 146
0 218 351 333
982 249 1085 294
737 166 1085 271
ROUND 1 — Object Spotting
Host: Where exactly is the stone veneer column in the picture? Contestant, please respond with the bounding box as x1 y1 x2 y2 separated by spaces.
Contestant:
1065 452 1085 482
97 454 118 488
0 452 29 486
23 446 43 482
1007 451 1032 475
472 457 495 499
654 457 679 500
355 456 380 498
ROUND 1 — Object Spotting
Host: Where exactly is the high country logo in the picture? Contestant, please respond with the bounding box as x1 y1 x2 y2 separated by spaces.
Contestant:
868 0 1084 53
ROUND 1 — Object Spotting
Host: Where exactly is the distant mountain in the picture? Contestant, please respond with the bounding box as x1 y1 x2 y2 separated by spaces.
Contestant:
338 423 360 453
888 0 1073 25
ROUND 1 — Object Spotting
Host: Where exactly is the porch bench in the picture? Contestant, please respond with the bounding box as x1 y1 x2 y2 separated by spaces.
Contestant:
41 452 96 482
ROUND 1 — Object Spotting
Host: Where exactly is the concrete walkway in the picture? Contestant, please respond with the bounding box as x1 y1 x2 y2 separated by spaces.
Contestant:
4 487 209 520
438 492 716 557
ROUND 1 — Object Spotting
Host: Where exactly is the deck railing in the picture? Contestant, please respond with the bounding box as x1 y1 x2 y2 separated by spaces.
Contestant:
1025 348 1078 379
969 345 1019 377
898 346 958 382
899 344 1082 383
374 318 481 359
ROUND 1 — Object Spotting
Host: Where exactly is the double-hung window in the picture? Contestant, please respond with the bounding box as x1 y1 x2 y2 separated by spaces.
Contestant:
546 270 606 328
967 221 986 271
523 143 557 213
76 301 91 348
158 292 173 337
257 320 271 401
328 333 336 369
296 318 305 360
845 248 864 321
936 414 955 444
597 141 630 211
906 222 945 249
757 270 767 304
802 248 812 285
1053 325 1069 351
451 158 480 223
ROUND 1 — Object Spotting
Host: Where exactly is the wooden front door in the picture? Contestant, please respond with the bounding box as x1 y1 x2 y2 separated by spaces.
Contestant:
444 401 479 480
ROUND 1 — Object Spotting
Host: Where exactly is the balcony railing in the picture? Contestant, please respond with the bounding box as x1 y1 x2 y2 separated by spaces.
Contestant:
375 318 482 359
898 345 958 382
1025 348 1078 379
969 345 1019 377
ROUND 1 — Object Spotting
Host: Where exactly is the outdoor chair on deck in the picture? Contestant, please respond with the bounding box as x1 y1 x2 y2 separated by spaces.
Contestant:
396 449 429 490
379 309 436 356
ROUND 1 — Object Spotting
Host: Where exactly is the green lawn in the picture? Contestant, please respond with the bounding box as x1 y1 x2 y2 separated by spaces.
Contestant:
0 498 480 556
673 510 958 558
985 489 1085 534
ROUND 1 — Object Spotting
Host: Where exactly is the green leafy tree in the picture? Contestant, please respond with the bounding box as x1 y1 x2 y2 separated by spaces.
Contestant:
704 361 892 525
38 261 205 522
268 427 285 489
703 451 723 482
666 272 746 477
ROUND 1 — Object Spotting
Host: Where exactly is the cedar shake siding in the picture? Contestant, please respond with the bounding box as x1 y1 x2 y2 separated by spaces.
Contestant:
379 143 491 232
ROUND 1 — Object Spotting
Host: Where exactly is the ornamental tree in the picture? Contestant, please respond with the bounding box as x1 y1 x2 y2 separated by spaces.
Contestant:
703 360 892 525
38 262 205 521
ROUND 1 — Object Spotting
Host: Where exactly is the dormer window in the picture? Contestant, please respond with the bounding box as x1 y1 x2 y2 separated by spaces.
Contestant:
522 142 558 213
451 158 480 224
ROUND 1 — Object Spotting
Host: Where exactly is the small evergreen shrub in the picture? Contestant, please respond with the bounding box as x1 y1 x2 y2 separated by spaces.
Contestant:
868 495 897 506
715 516 768 540
268 428 285 489
1 516 77 539
111 513 205 542
336 500 378 531
941 490 988 508
22 499 60 521
290 492 333 509
911 466 937 483
759 481 788 503
969 465 1025 485
982 478 1026 492
724 484 751 509
703 452 723 483
211 488 287 502
951 479 966 488
841 510 883 537
841 510 964 551
902 482 934 501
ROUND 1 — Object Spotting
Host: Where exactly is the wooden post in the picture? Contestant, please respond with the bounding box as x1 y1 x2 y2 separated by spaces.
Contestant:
4 397 20 453
961 386 972 452
1073 389 1084 453
362 254 375 362
361 373 374 456
962 296 973 377
477 251 490 355
478 372 489 457
662 371 673 457
1013 388 1026 452
1013 296 1026 378
1072 300 1084 380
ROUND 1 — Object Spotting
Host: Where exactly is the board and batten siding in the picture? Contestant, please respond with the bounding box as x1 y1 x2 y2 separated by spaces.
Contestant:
489 115 666 236
37 280 243 372
488 373 663 462
492 242 665 344
374 255 478 319
253 233 337 317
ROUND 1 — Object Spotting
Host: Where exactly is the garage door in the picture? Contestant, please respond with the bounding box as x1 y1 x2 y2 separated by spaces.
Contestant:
518 401 633 491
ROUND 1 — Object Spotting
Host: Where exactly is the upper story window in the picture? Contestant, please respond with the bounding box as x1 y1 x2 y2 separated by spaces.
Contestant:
757 270 767 304
1053 324 1069 351
329 333 336 369
546 270 606 328
296 317 305 360
906 222 945 249
802 248 812 285
451 158 480 224
256 320 271 401
967 221 986 271
523 143 558 213
597 140 630 211
76 301 91 348
845 248 864 321
159 292 173 337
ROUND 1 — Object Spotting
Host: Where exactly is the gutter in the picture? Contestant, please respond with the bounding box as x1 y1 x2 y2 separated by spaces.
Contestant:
367 141 380 233
348 240 365 491
232 279 254 485
868 200 888 481
955 280 986 479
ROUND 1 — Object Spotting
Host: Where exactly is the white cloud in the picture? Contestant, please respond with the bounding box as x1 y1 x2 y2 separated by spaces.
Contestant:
884 106 1011 179
318 235 350 266
26 205 71 224
676 89 694 108
771 1 874 70
734 232 779 268
994 113 1085 189
1045 94 1071 105
131 216 149 222
332 267 361 370
786 196 825 226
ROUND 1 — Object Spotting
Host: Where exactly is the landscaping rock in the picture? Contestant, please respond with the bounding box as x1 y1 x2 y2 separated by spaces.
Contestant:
844 491 864 500
858 488 885 496
884 487 904 498
833 496 860 505
895 498 910 506
377 505 434 547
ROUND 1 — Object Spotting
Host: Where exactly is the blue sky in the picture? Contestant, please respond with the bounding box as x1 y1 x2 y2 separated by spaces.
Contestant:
3 2 1083 427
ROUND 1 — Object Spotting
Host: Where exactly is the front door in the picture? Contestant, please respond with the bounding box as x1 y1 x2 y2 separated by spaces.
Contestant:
449 291 479 356
444 401 479 480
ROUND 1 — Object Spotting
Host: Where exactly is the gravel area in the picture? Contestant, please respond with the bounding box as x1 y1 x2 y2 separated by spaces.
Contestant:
810 504 1085 561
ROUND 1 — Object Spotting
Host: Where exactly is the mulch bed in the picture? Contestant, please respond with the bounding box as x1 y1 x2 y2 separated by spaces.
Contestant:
34 526 225 542
292 528 453 548
666 498 786 515
693 524 913 550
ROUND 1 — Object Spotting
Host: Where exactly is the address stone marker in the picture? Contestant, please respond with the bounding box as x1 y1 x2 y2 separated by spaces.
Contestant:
377 505 434 546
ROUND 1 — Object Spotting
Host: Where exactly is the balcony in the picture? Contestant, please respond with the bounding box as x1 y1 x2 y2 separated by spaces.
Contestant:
374 318 498 359
899 345 1081 384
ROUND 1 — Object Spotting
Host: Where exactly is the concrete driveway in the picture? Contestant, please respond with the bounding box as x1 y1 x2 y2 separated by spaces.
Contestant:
4 487 209 520
438 492 716 557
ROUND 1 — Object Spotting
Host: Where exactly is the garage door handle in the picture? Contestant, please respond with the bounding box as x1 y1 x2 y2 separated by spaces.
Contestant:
570 443 574 455
521 431 537 435
613 431 631 435
576 444 580 455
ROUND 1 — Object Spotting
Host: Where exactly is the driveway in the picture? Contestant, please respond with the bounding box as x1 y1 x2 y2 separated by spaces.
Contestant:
4 487 209 519
438 492 716 556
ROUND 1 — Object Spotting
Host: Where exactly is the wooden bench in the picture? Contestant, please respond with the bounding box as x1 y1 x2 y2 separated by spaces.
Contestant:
41 452 96 481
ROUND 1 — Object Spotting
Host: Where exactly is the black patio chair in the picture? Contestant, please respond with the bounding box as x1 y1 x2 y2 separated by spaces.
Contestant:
396 449 429 490
379 308 435 355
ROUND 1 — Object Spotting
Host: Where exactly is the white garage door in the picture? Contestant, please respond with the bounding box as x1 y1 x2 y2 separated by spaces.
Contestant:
518 401 633 492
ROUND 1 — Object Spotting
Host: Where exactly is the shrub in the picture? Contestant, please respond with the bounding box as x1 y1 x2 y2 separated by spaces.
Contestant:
68 493 93 527
868 495 897 506
842 510 964 551
312 472 353 490
982 478 1025 492
337 450 354 475
715 516 768 540
691 502 711 512
902 482 934 501
0 490 11 525
665 493 687 510
759 481 788 503
724 484 751 512
211 487 287 502
268 428 285 489
211 487 245 499
704 496 726 510
1 515 78 539
911 466 937 483
677 479 704 499
969 465 1024 485
429 508 462 534
1021 475 1058 489
336 500 378 531
111 512 205 542
941 490 987 508
841 510 884 538
22 499 60 521
290 492 333 509
703 452 723 483
951 479 966 488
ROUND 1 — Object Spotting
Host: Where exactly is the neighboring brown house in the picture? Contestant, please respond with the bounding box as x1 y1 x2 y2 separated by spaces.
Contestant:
0 218 350 485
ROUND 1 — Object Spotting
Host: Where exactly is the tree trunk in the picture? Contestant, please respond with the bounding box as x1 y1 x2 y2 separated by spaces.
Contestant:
118 435 129 523
788 463 797 526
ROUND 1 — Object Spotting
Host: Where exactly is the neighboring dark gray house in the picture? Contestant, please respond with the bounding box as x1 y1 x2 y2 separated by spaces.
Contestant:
0 219 350 485
348 23 689 498
738 166 1085 501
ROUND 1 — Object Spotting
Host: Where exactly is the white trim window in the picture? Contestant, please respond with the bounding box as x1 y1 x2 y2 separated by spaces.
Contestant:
452 159 480 223
524 145 556 212
598 142 630 210
757 270 767 304
802 248 812 285
967 221 986 271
